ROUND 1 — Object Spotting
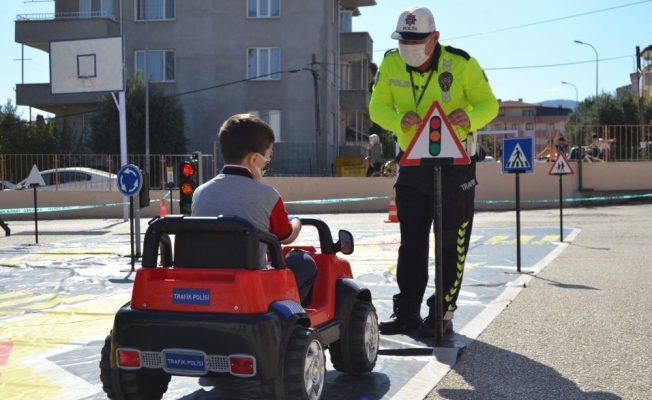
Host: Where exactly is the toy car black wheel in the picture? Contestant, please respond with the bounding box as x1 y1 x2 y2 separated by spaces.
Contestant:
261 327 325 400
329 300 379 375
99 333 171 400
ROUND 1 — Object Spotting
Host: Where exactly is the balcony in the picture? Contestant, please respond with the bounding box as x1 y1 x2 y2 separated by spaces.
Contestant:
16 83 104 114
15 12 119 52
340 0 377 8
340 90 370 112
340 32 373 62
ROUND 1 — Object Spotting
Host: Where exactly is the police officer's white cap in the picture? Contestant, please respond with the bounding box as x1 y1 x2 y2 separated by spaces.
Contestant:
391 6 436 41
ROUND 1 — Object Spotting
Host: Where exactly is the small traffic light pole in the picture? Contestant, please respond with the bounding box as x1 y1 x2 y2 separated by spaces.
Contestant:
167 182 174 214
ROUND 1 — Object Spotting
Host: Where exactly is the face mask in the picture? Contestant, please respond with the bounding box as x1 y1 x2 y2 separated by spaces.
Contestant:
254 153 271 178
399 37 432 67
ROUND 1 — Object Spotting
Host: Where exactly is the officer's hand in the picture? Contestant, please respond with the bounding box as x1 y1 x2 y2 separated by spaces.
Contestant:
447 109 470 129
400 111 422 132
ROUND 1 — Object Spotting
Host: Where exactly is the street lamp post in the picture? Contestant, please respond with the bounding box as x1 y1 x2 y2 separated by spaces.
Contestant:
574 40 598 97
562 81 582 192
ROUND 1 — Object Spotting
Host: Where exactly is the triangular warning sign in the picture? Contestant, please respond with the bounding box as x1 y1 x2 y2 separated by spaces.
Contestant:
548 152 574 175
399 101 471 166
505 143 531 169
25 165 46 187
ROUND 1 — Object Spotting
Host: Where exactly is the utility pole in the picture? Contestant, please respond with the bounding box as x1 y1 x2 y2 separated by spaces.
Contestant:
311 54 322 175
637 46 645 127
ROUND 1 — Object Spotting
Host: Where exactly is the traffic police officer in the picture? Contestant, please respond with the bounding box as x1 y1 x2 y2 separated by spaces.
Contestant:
369 6 499 336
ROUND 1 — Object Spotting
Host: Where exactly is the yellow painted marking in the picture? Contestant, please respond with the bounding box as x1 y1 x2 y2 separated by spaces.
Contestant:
0 291 33 300
21 294 99 310
497 235 536 245
485 235 510 245
0 293 58 308
532 235 560 244
0 294 130 399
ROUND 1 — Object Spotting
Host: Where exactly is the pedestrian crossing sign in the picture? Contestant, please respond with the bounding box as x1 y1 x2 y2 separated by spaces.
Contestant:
399 101 471 166
548 152 574 175
502 137 534 173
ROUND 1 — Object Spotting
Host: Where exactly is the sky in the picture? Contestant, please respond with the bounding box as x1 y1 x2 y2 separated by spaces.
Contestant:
1 0 650 121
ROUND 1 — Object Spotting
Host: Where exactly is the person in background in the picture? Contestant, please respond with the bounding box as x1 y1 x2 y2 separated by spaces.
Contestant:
556 136 567 156
367 134 383 177
586 134 615 161
536 139 557 162
369 6 499 337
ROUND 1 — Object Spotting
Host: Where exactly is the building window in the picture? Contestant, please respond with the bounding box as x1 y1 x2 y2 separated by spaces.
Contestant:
247 48 281 80
80 0 113 17
522 110 534 116
247 0 280 18
493 124 503 131
340 10 352 32
248 110 281 141
82 113 94 144
547 123 555 130
330 51 337 86
525 123 534 130
135 50 175 82
136 0 175 21
511 124 519 130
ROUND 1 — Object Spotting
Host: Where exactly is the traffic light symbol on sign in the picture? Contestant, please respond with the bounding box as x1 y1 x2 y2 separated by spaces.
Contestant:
179 160 197 215
429 116 442 156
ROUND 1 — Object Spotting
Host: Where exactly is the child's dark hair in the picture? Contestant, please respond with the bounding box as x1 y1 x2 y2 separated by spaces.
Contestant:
218 114 275 164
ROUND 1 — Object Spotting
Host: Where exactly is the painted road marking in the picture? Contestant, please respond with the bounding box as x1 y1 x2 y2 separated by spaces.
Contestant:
0 294 130 400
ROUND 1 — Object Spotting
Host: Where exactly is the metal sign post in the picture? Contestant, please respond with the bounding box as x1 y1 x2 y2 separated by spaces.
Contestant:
117 164 144 272
502 137 534 274
400 101 470 346
24 165 46 244
548 152 574 243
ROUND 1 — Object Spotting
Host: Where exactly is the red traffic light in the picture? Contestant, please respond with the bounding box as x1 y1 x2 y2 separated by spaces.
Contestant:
180 161 196 177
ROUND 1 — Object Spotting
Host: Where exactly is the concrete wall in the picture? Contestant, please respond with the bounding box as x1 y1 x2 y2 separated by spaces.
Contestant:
2 162 651 221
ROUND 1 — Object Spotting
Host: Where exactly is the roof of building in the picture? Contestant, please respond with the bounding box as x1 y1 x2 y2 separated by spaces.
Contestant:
498 100 541 108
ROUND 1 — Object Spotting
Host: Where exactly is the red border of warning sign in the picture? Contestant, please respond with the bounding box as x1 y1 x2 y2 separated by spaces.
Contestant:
400 101 470 166
548 152 574 175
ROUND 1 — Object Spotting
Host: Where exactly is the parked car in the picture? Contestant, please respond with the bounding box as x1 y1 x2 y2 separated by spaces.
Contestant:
0 180 15 190
13 167 117 191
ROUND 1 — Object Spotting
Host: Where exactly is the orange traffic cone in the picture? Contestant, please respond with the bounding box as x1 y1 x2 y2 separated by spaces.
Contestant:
384 195 399 223
160 200 168 217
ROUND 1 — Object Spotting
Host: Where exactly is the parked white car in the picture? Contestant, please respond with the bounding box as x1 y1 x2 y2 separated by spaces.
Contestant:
13 167 118 191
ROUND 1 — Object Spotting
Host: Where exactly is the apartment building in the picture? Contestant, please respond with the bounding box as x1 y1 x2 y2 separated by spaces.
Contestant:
14 0 376 176
481 99 572 155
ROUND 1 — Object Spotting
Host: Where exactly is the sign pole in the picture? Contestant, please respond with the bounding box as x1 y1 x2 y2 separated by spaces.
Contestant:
32 184 39 244
130 196 135 272
559 175 564 242
548 153 573 243
433 164 444 346
515 172 521 273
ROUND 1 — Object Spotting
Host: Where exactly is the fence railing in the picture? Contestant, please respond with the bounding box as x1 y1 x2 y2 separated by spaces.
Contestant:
2 126 650 189
16 12 117 22
478 125 652 162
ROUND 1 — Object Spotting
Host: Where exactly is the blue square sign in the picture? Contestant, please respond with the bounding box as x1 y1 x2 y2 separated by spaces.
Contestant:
502 137 534 174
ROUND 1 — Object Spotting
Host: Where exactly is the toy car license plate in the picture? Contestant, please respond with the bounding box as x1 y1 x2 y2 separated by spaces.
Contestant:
162 349 207 375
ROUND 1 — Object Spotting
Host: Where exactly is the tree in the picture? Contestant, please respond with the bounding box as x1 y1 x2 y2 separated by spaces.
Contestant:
89 76 188 154
0 99 78 154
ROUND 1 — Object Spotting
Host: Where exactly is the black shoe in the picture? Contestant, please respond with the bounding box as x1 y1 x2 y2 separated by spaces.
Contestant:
379 312 422 335
417 316 453 338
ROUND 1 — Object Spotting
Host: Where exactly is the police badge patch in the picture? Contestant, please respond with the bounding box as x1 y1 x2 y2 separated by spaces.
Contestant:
439 60 454 103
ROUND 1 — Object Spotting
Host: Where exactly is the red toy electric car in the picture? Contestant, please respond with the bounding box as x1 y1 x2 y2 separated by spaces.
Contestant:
100 215 379 400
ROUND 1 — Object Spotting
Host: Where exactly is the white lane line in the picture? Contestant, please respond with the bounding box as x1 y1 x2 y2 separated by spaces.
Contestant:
389 228 579 400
